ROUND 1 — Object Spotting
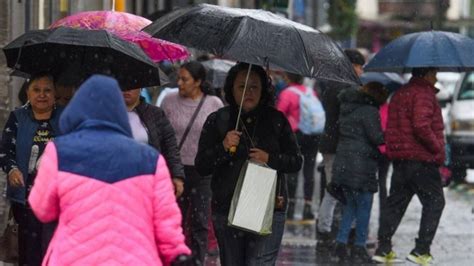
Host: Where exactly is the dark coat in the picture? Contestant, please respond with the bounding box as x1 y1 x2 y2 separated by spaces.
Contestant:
195 106 302 215
385 77 445 165
318 81 354 154
332 90 384 192
134 100 185 180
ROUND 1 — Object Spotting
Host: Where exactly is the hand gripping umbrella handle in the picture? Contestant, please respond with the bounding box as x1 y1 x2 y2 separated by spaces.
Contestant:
228 64 252 156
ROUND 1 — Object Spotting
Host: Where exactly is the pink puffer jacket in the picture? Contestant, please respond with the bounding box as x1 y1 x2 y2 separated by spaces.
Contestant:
29 143 190 266
277 84 318 132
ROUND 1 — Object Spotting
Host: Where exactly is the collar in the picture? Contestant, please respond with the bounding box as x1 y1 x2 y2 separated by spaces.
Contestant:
409 77 439 93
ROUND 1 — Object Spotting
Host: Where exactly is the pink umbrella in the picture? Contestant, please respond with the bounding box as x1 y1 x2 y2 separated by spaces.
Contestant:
50 10 189 62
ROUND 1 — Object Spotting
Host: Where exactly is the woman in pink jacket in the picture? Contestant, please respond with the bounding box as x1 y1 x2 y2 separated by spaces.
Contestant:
276 72 323 220
28 75 190 266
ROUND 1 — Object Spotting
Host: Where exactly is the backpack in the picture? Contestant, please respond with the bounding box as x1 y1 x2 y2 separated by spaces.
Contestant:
288 86 325 134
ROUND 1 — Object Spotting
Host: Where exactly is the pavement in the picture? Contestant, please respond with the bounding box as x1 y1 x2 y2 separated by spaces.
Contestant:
1 169 473 266
204 170 474 265
275 176 474 266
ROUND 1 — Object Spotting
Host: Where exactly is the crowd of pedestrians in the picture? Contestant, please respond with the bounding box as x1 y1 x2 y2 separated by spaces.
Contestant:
312 50 446 266
0 48 448 266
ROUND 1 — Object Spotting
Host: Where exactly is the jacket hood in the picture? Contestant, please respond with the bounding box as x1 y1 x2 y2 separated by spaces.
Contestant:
338 89 378 114
59 75 132 137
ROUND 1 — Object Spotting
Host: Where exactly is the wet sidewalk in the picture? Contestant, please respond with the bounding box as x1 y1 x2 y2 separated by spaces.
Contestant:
277 186 474 265
1 171 473 266
204 168 474 265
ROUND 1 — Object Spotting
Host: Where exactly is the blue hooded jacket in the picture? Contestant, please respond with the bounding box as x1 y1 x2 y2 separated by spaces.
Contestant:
54 75 159 183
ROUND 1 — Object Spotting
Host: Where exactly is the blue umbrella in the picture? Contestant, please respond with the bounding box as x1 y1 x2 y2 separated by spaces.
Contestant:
364 31 474 73
360 72 407 92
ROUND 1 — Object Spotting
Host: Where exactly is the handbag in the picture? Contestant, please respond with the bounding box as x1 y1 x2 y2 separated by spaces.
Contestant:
228 160 277 235
227 118 278 235
0 207 19 263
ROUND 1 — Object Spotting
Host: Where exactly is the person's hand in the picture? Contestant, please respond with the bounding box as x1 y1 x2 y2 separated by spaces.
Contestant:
223 130 241 151
8 168 25 187
249 148 269 164
173 178 184 198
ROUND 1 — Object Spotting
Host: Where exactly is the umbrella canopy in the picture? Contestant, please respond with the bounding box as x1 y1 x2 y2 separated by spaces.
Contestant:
364 31 474 73
201 58 235 88
143 4 360 86
3 27 166 89
360 72 406 92
50 10 189 62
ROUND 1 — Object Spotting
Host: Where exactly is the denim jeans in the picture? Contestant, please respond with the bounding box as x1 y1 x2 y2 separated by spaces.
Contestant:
336 189 374 247
212 211 286 266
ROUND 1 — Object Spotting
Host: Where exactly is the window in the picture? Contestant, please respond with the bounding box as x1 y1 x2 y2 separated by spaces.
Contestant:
458 72 474 100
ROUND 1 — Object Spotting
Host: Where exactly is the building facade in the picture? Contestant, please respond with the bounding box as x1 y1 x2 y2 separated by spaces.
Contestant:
356 0 474 52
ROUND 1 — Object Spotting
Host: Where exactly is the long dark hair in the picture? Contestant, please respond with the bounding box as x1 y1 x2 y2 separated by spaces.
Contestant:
223 63 273 107
180 61 213 95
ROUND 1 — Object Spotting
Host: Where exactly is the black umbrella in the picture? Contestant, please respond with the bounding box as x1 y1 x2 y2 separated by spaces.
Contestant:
201 58 235 89
3 27 167 89
143 4 360 86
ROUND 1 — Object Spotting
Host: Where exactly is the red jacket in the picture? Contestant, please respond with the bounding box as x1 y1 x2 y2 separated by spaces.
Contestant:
386 77 445 165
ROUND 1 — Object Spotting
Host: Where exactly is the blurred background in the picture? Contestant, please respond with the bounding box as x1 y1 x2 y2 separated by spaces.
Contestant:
2 0 473 123
1 2 474 265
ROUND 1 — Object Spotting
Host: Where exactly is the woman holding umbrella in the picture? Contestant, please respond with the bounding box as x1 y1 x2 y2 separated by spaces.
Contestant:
0 72 63 266
195 63 302 265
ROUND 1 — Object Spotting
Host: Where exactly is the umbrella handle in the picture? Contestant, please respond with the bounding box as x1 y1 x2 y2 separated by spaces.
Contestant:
228 64 252 156
13 40 28 71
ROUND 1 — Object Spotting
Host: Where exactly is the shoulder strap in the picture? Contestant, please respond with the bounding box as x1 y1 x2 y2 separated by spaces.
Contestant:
288 85 312 96
178 95 207 151
287 86 303 96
